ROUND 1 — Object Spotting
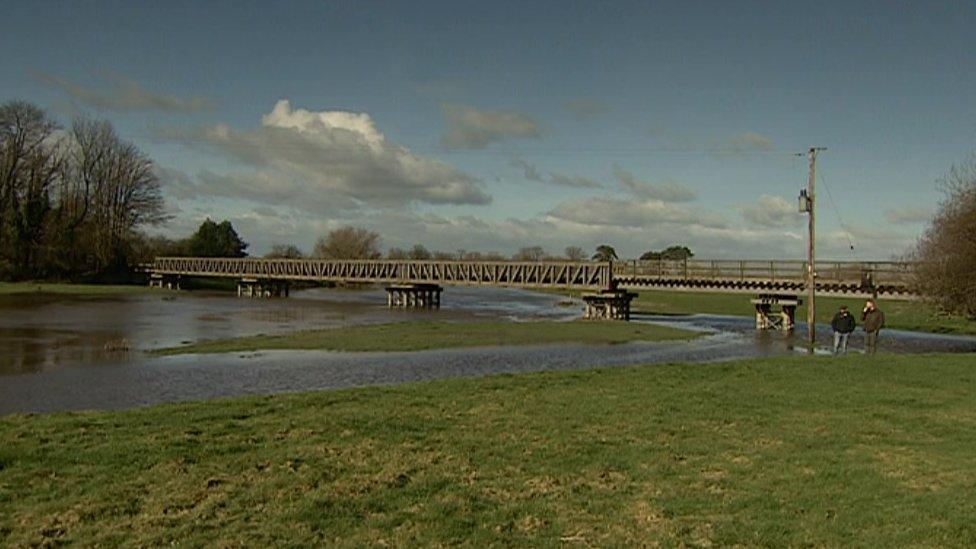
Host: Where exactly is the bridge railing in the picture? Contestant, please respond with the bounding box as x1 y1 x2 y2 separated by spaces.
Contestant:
613 259 917 286
151 257 613 290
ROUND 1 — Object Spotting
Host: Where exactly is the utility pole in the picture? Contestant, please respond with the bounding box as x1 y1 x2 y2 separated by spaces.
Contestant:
802 147 825 347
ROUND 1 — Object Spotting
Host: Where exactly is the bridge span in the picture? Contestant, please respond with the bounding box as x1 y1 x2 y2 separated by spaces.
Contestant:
149 257 612 290
613 259 915 296
149 257 916 296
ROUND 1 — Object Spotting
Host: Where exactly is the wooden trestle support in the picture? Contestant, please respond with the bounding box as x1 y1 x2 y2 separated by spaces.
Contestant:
386 284 443 309
237 278 290 298
581 290 638 321
750 293 802 331
149 273 181 290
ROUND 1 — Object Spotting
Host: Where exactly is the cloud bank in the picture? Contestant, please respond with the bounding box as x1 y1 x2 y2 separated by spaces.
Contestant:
440 104 540 149
37 72 213 112
161 100 490 211
613 165 697 202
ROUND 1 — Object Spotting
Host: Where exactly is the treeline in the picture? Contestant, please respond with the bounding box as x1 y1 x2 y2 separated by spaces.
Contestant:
0 100 165 281
257 225 693 263
143 219 249 259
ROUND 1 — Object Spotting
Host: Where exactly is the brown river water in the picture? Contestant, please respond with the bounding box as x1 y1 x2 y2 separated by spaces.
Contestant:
1 286 974 414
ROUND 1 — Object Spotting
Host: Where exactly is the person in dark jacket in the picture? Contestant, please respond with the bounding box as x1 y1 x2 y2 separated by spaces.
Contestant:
830 305 856 354
861 300 886 354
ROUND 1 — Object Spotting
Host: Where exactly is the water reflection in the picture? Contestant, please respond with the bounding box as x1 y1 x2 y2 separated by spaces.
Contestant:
0 286 575 375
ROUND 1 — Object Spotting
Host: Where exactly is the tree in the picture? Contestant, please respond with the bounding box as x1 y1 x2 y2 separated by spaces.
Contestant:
564 245 586 261
0 102 166 280
512 246 547 261
265 244 304 259
386 247 408 259
313 226 381 259
914 154 976 317
661 245 694 260
591 244 618 262
0 101 62 277
187 219 248 257
640 246 694 261
408 244 432 260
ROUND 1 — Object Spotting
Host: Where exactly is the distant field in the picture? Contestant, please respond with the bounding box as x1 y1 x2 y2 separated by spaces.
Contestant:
2 353 975 546
152 320 696 355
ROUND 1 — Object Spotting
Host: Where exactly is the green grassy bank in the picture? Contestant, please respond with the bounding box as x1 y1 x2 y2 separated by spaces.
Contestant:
152 320 696 355
557 289 975 335
2 354 975 546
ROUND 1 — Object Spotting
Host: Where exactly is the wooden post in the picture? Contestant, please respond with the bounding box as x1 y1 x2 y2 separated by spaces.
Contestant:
806 148 820 347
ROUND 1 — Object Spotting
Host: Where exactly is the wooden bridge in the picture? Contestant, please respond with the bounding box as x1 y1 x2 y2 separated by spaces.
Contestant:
613 259 915 296
149 257 612 290
149 257 916 295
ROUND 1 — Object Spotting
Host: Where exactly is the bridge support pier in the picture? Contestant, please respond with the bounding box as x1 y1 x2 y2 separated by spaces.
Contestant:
582 290 637 321
750 294 801 331
149 273 181 290
386 284 442 309
238 278 289 298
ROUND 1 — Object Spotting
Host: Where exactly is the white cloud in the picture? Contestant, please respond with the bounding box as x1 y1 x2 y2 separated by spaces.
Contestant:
728 131 773 151
36 72 212 112
440 104 541 149
737 195 803 227
612 165 697 202
159 100 491 210
884 206 931 225
547 172 602 189
548 196 726 229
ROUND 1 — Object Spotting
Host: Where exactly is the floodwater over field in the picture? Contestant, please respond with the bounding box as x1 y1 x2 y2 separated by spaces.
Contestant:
2 286 975 414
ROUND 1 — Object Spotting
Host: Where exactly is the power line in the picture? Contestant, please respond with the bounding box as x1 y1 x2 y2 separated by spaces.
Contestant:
818 170 856 253
128 130 807 158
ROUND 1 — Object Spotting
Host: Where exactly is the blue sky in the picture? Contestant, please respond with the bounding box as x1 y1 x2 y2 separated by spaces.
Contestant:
2 0 974 258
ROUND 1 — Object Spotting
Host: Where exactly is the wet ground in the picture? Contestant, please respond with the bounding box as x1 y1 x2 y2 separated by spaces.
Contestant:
1 286 974 415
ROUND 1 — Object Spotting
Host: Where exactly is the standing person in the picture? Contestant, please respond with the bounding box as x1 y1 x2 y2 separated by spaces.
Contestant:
830 305 856 354
861 300 886 354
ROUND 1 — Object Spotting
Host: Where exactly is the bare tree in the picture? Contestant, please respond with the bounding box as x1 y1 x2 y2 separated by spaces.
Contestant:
265 244 304 259
313 226 381 259
0 101 62 277
512 246 547 261
386 247 408 259
564 245 586 261
914 154 976 317
408 244 432 260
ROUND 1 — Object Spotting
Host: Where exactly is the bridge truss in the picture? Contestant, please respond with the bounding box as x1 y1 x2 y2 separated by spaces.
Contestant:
150 257 613 290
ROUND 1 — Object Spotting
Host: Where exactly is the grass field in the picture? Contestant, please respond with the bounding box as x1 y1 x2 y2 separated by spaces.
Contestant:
556 289 976 335
152 320 696 355
2 353 974 546
0 282 149 295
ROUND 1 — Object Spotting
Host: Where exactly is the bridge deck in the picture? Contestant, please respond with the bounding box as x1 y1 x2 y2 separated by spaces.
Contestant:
613 259 915 295
149 257 916 295
150 257 613 290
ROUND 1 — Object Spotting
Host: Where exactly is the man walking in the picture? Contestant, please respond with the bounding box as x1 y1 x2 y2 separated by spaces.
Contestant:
830 305 856 354
861 300 886 354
